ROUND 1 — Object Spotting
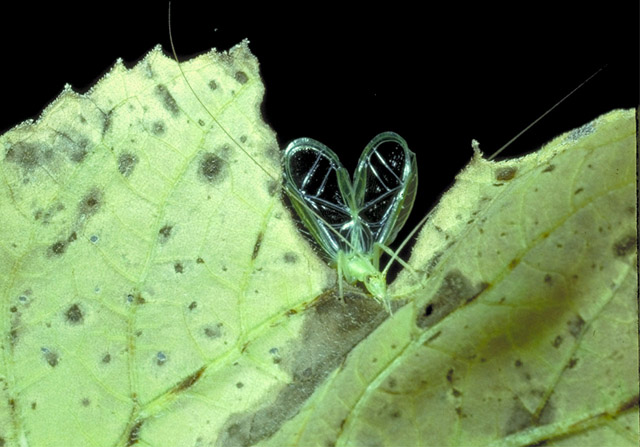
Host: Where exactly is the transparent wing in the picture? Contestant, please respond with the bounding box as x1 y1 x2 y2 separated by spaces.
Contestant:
353 132 417 246
283 138 355 260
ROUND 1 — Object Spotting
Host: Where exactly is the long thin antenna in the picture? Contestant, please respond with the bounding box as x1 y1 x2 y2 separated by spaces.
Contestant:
166 4 363 255
168 3 275 180
384 67 606 277
488 66 605 161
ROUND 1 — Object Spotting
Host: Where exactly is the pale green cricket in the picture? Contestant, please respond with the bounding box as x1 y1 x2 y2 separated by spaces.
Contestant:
166 12 423 310
282 133 418 308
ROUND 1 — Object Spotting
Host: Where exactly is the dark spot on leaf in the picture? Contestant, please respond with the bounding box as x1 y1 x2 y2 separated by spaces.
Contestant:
199 152 226 183
31 402 36 410
515 359 522 367
156 351 167 366
574 187 584 194
63 135 89 163
155 84 179 116
552 335 563 348
204 324 222 338
509 258 520 269
102 353 111 363
495 166 517 181
9 329 18 346
219 288 389 446
158 225 172 242
5 142 42 170
196 257 204 264
118 152 138 177
568 357 578 368
234 71 249 84
126 420 144 447
78 188 103 218
42 348 59 367
81 398 90 407
48 240 68 256
151 120 166 136
538 398 555 426
188 301 197 310
446 368 454 383
504 400 534 435
102 109 113 135
208 80 218 90
613 235 636 257
252 232 264 260
544 274 552 284
174 366 206 392
174 262 184 273
267 179 280 196
283 252 298 263
417 270 486 329
566 314 585 337
452 388 462 397
65 303 84 324
542 164 555 173
198 119 205 127
423 304 434 317
127 292 145 305
236 382 244 388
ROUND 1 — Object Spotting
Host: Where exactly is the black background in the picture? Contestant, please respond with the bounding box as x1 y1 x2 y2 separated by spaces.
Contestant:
1 3 637 248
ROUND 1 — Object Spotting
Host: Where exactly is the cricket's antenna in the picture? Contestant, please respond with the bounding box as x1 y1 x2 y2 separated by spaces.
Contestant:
488 66 606 161
167 2 275 180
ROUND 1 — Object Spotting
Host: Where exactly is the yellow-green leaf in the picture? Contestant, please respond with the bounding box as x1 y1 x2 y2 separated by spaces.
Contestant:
0 42 636 447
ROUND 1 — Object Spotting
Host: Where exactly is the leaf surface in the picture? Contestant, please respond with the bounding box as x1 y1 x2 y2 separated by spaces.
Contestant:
0 43 636 447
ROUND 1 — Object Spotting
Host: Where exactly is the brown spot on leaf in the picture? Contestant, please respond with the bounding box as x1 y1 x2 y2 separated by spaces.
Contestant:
158 225 172 242
566 315 585 337
495 166 517 181
65 303 84 324
78 188 103 218
613 235 636 257
552 335 563 348
174 366 206 392
5 142 42 170
234 71 249 84
199 152 226 184
151 120 166 136
283 252 298 263
416 270 486 329
48 240 68 257
118 152 138 177
155 84 179 116
204 324 222 338
42 348 59 367
126 420 144 447
252 232 263 260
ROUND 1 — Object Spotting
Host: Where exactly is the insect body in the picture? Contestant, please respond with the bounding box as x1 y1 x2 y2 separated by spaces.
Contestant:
167 26 420 310
283 132 418 308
